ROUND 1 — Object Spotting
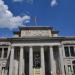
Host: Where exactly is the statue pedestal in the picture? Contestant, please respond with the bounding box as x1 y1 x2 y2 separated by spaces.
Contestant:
33 68 42 75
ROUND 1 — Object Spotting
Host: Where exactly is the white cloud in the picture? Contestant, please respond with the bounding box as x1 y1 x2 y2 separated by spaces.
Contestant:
13 0 23 2
0 0 30 29
51 0 58 7
13 0 33 4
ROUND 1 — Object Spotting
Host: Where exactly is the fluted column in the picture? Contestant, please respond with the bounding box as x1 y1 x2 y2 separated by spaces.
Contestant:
9 46 14 75
19 46 24 75
59 46 65 75
29 46 33 75
49 46 56 75
7 46 11 58
41 46 45 75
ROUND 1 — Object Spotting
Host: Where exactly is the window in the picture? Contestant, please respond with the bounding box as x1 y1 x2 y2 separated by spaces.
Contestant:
64 47 69 57
3 48 8 58
0 48 2 58
64 46 75 57
70 46 75 56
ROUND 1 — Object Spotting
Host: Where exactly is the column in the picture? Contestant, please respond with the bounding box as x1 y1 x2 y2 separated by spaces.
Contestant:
22 56 25 75
14 60 19 75
5 70 8 75
62 45 65 58
2 68 5 75
59 46 65 75
29 46 33 75
49 46 56 75
2 48 4 59
9 46 14 75
0 65 1 75
7 46 11 58
19 46 24 75
41 46 45 75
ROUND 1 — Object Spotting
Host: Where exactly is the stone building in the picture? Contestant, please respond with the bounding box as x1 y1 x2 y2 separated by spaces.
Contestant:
0 26 75 75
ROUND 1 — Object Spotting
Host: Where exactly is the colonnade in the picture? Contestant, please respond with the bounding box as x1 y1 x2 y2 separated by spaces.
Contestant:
9 45 65 75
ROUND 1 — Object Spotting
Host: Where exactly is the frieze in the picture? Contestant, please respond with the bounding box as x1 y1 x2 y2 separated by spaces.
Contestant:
0 42 10 45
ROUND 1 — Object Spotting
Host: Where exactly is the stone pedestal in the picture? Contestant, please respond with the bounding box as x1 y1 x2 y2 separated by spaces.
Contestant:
33 68 42 75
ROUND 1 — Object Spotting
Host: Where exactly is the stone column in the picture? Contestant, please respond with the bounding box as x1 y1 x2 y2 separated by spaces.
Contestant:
19 46 24 75
7 46 11 58
2 48 4 58
62 45 65 58
29 46 33 75
49 46 56 75
2 68 4 75
5 70 8 75
22 57 25 75
0 65 1 75
9 46 14 75
59 46 65 75
14 60 19 75
41 46 45 75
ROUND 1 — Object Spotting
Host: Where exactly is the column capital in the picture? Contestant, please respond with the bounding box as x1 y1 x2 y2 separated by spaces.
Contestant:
41 46 44 48
49 46 53 48
11 46 14 49
20 46 24 48
29 46 33 48
59 45 63 48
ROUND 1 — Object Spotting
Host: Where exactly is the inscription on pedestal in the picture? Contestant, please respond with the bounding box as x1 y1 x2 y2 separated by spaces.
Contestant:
33 68 42 75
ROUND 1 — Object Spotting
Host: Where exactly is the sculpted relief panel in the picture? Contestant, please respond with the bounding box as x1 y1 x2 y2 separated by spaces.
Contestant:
21 30 52 37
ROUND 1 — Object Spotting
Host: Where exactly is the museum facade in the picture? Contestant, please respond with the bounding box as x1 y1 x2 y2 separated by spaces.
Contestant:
0 26 75 75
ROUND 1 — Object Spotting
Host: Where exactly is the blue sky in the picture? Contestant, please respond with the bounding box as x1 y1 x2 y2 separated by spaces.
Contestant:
0 0 75 37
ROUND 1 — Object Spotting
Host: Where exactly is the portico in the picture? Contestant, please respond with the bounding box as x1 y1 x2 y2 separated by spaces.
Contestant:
9 42 64 75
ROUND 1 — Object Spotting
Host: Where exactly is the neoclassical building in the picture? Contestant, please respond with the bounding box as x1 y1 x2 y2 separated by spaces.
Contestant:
0 26 75 75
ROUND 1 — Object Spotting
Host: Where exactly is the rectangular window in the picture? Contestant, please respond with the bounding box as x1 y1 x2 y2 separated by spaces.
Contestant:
0 48 2 58
70 46 75 57
3 48 8 58
64 47 69 57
